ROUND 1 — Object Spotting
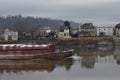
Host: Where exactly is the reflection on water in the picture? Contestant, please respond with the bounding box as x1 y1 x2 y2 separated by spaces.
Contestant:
80 56 96 69
1 45 120 80
0 45 118 72
0 58 73 74
77 45 114 69
113 46 120 65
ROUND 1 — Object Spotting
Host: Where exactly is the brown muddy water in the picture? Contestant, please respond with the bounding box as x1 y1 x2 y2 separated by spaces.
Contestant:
0 45 120 80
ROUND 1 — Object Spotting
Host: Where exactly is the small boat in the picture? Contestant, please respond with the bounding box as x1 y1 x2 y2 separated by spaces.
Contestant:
0 44 74 60
38 49 74 60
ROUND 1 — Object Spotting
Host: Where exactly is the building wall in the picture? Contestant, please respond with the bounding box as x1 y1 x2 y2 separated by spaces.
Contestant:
4 35 9 40
58 28 71 38
116 28 120 36
11 32 18 40
36 27 52 37
4 29 18 40
97 27 113 36
64 29 70 38
83 29 96 36
58 32 64 38
78 23 96 37
78 28 96 37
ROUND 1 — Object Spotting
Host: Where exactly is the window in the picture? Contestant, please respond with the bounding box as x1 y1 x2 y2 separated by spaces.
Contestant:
64 33 66 36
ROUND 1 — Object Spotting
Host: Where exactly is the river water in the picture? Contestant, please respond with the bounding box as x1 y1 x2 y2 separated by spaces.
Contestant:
0 45 120 80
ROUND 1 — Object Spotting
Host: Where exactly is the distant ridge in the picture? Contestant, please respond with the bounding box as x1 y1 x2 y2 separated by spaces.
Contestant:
0 15 79 32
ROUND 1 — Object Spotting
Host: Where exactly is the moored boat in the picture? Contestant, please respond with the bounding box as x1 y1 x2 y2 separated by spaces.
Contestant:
0 44 74 60
38 49 74 60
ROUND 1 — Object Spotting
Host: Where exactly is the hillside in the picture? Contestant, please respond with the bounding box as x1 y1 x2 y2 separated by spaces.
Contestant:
0 15 79 33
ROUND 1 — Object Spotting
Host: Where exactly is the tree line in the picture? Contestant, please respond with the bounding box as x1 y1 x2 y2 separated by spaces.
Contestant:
0 15 78 34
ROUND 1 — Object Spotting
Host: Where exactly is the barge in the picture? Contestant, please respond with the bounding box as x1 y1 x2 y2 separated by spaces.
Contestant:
0 44 74 60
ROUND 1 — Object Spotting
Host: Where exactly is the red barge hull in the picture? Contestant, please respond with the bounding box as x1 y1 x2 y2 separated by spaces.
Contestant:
0 44 74 60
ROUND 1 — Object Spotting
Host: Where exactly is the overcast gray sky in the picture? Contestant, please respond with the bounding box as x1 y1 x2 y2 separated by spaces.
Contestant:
0 0 120 26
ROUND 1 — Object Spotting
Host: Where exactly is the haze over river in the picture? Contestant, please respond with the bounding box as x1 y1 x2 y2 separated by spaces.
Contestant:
0 45 120 80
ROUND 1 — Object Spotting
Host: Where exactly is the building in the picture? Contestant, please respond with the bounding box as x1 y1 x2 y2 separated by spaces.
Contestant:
58 26 71 38
78 23 96 37
115 23 120 37
35 27 51 37
35 27 56 40
4 28 18 40
96 27 114 36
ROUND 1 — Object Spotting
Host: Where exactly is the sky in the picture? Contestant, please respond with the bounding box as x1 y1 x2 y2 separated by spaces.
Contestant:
0 0 120 26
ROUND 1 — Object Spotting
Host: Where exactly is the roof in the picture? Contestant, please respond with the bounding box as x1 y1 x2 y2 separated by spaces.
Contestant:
115 23 120 28
4 28 10 32
96 26 113 28
81 23 95 29
60 26 69 29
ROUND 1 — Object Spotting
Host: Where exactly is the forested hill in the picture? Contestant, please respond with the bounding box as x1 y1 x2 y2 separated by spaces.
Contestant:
0 15 79 32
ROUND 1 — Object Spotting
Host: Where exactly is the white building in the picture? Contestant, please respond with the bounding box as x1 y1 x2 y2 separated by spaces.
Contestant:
36 27 52 37
96 27 114 36
58 26 71 38
4 28 18 40
11 32 18 40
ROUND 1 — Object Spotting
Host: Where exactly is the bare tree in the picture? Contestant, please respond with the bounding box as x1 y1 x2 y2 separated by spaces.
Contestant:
14 20 29 33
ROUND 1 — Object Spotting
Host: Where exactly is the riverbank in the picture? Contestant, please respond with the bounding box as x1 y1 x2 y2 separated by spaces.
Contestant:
0 37 114 46
55 37 114 46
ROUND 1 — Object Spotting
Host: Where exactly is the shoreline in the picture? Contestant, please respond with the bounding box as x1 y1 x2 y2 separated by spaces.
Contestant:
0 37 115 46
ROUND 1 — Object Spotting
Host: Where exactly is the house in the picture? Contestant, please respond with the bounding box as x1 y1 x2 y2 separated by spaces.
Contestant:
58 26 71 38
11 31 18 40
36 27 51 37
4 28 18 40
78 23 96 37
96 27 114 36
35 27 56 39
115 23 120 37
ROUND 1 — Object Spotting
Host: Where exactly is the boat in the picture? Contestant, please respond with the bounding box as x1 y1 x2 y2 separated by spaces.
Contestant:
38 49 74 60
0 44 74 60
